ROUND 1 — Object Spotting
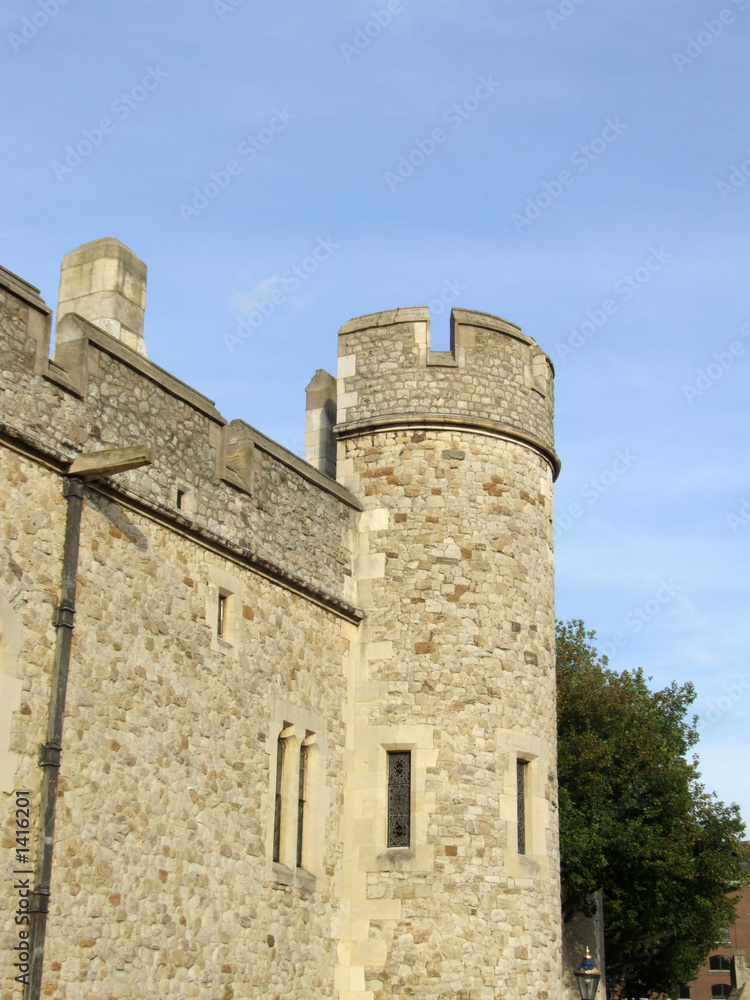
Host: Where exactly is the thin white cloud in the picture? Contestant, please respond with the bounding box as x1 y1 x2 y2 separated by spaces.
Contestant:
230 274 283 314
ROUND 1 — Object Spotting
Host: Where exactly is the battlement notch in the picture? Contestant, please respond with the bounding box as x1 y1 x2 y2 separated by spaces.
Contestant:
336 305 557 475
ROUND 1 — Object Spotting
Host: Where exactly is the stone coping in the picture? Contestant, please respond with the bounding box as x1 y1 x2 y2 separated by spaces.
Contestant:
229 419 362 511
338 307 430 335
54 314 226 424
452 307 528 342
338 306 530 344
0 419 364 624
0 419 71 472
0 264 51 314
92 477 365 625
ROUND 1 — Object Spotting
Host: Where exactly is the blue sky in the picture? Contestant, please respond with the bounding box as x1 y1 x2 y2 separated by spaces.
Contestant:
2 0 748 822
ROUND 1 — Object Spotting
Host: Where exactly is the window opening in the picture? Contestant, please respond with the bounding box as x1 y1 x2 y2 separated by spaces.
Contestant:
296 743 308 868
217 594 227 638
517 759 528 855
272 736 285 863
709 956 731 971
711 986 732 998
387 751 411 848
176 488 186 509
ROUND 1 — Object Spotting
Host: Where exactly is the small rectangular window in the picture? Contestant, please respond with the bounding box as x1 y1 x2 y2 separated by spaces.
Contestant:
273 736 285 863
711 986 732 998
517 759 528 855
217 594 228 638
176 489 186 509
296 743 308 868
678 988 690 999
387 751 411 848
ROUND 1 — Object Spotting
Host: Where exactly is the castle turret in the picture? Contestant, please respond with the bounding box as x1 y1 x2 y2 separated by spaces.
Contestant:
334 306 562 998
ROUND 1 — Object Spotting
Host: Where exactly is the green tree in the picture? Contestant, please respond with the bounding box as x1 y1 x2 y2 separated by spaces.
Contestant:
556 619 748 999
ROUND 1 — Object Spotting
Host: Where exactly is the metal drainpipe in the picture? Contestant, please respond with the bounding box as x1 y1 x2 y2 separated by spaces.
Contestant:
27 477 85 1000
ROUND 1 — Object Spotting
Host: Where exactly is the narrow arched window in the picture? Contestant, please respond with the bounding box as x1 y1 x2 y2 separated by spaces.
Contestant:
217 594 228 637
272 735 285 863
517 759 528 855
296 743 308 868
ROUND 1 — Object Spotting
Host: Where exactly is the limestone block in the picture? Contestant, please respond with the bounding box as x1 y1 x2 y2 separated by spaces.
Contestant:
57 237 148 356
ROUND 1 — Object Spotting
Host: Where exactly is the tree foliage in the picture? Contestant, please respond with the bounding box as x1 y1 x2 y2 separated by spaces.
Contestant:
556 620 748 999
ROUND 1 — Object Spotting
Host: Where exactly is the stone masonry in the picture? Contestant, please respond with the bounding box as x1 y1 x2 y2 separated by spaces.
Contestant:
0 238 562 999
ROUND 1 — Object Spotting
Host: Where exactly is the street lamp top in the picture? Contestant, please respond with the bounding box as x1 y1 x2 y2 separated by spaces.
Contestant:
574 948 602 1000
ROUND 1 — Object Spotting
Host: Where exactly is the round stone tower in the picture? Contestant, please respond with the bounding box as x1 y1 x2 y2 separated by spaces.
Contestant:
333 307 562 999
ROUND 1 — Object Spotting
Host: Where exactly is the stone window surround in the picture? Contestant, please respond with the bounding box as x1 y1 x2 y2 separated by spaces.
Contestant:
386 749 412 849
172 480 196 517
517 756 529 855
497 727 553 880
268 702 328 890
206 567 244 657
349 725 436 875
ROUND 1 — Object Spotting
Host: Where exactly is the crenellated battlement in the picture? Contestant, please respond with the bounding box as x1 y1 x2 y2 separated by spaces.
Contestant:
336 305 558 479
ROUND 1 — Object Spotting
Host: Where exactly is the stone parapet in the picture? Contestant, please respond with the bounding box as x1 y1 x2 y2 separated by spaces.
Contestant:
336 307 557 469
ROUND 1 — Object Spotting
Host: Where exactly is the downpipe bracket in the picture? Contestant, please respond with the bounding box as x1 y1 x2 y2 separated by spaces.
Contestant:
38 742 62 768
53 600 75 629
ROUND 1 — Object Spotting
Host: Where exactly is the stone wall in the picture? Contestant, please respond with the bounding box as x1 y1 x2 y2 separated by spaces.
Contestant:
0 260 359 999
1 244 562 1000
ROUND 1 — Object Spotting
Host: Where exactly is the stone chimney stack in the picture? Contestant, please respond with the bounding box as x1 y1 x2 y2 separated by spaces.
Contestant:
305 369 337 478
57 237 148 356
